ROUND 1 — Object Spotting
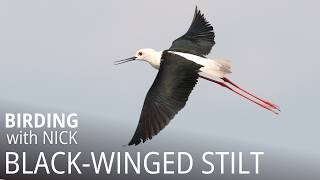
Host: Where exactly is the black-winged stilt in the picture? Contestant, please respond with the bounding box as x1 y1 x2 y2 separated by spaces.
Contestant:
114 7 280 146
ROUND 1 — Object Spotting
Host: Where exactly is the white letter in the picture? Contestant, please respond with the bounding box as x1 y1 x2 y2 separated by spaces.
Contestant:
250 152 264 174
178 152 193 174
144 152 159 174
239 152 250 174
59 131 68 145
125 152 140 174
53 113 65 128
202 152 214 174
23 152 33 174
91 152 114 174
163 152 174 174
67 113 78 128
117 152 120 174
5 113 15 128
23 113 33 128
69 131 78 144
52 152 66 174
231 152 235 174
68 152 81 174
216 152 229 174
6 152 19 174
35 113 46 128
34 152 50 174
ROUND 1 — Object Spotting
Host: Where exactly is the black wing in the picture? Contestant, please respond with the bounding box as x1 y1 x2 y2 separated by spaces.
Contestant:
128 51 203 145
169 6 215 56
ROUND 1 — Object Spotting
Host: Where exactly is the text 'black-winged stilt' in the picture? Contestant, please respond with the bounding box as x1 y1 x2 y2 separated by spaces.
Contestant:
114 7 280 146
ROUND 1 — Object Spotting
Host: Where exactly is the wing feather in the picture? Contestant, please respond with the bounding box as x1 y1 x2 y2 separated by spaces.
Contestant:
169 6 215 56
128 52 203 145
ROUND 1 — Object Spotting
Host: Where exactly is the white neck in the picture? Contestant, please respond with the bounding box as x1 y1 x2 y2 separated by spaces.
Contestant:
145 51 162 69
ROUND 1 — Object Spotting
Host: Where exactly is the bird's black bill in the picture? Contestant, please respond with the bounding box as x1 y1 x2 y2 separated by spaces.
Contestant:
113 57 136 65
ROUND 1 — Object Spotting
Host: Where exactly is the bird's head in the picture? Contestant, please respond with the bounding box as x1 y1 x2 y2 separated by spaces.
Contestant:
114 48 162 69
135 48 157 61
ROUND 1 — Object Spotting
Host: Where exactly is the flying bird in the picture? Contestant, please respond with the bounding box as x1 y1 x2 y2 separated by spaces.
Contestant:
114 7 280 146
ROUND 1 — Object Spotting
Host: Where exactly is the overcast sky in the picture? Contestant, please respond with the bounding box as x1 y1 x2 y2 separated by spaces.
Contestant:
0 0 319 156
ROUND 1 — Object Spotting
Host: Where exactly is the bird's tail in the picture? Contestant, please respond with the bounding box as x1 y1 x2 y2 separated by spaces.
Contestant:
214 58 232 74
201 58 232 78
200 75 280 114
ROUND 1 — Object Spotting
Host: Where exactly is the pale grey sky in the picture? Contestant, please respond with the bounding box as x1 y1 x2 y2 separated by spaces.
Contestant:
0 0 319 156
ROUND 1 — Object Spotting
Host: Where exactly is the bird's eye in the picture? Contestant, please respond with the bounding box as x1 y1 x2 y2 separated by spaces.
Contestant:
138 52 143 56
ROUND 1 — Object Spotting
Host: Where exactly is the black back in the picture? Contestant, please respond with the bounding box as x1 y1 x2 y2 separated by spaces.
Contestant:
128 51 203 145
169 6 215 56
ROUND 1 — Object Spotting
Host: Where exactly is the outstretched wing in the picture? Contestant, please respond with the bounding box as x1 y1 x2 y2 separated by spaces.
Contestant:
169 6 215 56
128 51 203 145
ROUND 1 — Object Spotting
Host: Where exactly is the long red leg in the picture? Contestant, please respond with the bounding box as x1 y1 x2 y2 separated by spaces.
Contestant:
199 75 279 114
221 77 280 111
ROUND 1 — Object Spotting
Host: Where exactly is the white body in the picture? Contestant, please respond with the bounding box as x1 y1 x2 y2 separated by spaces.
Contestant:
134 48 231 78
169 51 231 78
